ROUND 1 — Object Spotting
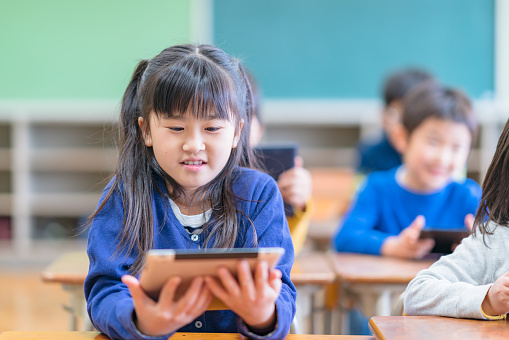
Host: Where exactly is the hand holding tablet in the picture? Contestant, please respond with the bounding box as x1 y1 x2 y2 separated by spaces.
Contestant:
419 227 470 254
139 247 284 310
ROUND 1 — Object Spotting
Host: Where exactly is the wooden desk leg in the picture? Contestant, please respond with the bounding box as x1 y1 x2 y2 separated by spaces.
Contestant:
294 285 312 334
82 296 94 331
62 284 83 331
294 284 326 334
62 284 93 331
369 286 406 317
375 290 392 316
310 290 317 334
332 282 350 335
310 287 327 334
354 285 407 318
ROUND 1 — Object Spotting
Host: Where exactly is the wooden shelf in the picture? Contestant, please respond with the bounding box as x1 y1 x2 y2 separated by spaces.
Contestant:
0 193 12 215
30 193 101 217
0 149 10 170
0 239 88 264
300 147 355 167
30 148 117 172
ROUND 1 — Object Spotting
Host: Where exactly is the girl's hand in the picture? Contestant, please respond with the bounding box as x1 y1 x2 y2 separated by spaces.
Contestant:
205 260 282 331
381 215 435 259
481 271 509 316
121 275 212 337
277 156 312 211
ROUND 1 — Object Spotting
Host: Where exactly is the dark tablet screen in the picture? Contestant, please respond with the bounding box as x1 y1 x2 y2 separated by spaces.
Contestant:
255 144 297 216
419 227 470 254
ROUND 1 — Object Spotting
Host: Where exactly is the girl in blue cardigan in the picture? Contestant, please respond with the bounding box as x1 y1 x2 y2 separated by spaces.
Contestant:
84 44 296 340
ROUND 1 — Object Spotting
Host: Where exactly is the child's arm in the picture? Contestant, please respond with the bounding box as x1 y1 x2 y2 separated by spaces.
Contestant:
225 169 296 339
332 176 388 254
481 272 509 317
404 231 495 319
85 184 213 340
277 156 312 255
276 156 312 212
205 260 281 332
380 215 435 259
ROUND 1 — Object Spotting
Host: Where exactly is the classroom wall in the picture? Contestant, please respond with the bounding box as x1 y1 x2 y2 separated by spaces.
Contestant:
214 0 495 100
0 0 497 101
0 0 191 99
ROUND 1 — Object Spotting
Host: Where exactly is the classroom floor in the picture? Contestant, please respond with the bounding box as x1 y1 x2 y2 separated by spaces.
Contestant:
0 268 69 332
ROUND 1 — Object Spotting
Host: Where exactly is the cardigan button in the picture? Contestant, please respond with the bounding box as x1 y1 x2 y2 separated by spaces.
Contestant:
195 321 203 328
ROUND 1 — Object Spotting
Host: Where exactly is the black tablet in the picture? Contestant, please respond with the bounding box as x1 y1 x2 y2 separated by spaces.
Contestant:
419 227 470 254
255 144 298 216
139 247 285 310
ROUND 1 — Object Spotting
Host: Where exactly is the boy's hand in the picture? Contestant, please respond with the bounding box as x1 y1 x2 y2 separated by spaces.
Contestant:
381 215 435 259
277 156 312 211
122 275 212 337
481 271 509 316
205 260 282 331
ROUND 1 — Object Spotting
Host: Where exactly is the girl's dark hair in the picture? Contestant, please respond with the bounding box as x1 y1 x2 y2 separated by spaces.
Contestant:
90 44 258 274
474 118 509 236
402 81 478 140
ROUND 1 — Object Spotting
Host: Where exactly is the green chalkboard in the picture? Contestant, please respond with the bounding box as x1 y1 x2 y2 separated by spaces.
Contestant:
214 0 494 99
0 0 191 99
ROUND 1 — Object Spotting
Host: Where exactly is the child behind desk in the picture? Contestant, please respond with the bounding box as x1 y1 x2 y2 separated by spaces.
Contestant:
248 74 313 255
84 44 296 340
332 81 481 259
405 118 509 320
356 68 434 174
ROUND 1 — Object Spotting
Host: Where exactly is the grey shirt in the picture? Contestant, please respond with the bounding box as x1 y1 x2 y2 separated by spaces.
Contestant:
404 222 509 319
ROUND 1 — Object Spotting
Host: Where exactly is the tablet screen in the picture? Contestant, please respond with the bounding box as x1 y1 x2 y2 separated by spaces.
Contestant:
419 227 470 254
255 144 297 216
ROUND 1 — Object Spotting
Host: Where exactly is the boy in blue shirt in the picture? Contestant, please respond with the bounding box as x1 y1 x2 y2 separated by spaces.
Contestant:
356 68 434 174
333 81 481 259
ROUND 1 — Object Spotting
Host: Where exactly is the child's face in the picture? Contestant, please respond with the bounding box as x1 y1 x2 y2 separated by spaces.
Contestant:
249 116 265 147
401 117 472 192
139 111 242 196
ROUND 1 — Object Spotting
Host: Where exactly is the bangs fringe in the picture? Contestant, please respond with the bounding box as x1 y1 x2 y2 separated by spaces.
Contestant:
147 57 239 121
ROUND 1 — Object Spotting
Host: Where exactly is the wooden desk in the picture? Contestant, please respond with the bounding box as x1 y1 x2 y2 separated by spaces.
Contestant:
41 252 90 331
328 253 438 334
292 252 336 286
307 168 356 251
291 252 337 334
369 316 509 340
41 251 336 334
0 331 375 339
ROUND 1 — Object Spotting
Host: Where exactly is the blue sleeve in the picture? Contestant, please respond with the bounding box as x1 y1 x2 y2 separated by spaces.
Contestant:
332 176 389 255
84 186 171 340
235 172 296 339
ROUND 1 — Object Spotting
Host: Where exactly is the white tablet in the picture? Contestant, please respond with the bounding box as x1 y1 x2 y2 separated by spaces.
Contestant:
139 247 285 310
